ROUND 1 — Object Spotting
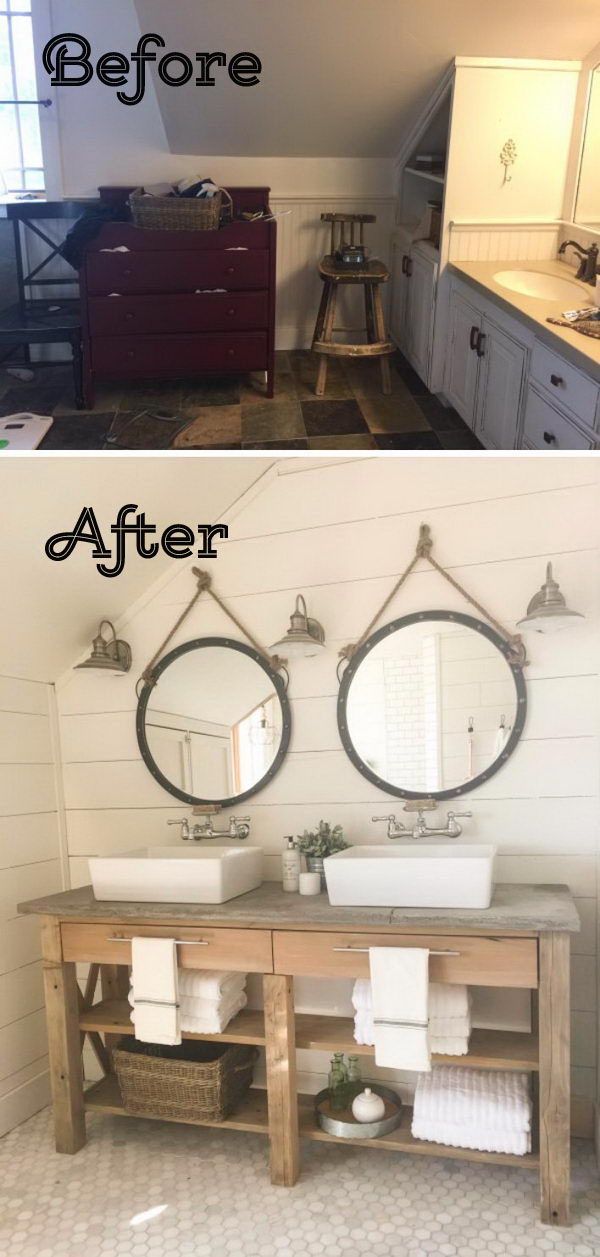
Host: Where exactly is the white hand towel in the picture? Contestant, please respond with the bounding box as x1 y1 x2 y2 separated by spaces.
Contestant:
429 1035 470 1057
369 947 431 1071
130 937 180 1046
429 983 471 1020
177 969 246 1000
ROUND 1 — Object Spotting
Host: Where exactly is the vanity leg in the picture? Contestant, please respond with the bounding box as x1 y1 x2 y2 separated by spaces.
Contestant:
100 964 130 1063
538 932 570 1226
264 974 299 1187
41 916 86 1154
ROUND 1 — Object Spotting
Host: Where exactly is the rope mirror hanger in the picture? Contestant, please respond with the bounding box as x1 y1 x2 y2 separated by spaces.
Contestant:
135 566 289 699
336 523 527 683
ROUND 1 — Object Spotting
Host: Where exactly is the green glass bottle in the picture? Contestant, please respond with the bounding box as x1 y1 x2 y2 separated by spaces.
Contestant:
346 1053 362 1102
328 1052 348 1111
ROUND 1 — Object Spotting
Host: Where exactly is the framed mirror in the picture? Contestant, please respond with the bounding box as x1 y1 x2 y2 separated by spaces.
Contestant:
575 64 600 231
337 611 526 801
136 637 291 806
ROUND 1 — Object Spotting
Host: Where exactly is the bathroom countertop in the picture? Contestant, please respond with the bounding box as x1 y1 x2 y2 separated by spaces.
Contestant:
449 258 600 382
18 881 580 934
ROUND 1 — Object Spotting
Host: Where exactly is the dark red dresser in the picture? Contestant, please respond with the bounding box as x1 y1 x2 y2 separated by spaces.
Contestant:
80 186 276 407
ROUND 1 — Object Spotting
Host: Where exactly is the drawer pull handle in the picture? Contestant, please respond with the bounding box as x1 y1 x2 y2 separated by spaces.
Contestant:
475 331 486 358
125 312 134 321
550 374 563 387
227 308 236 316
227 348 235 357
543 431 557 445
469 325 479 351
332 946 460 956
226 266 235 274
106 936 209 946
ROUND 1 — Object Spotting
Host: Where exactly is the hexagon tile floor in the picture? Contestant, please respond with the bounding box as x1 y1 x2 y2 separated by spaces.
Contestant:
1 1107 599 1257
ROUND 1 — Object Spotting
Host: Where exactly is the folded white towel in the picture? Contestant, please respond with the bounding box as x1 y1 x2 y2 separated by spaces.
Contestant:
369 947 430 1072
353 979 472 1058
429 983 471 1020
353 1010 469 1057
177 969 246 1000
130 937 181 1046
180 991 247 1035
410 1116 531 1156
413 1066 531 1133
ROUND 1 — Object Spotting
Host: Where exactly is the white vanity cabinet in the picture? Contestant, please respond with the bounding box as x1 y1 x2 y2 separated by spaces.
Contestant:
390 239 438 386
445 278 600 450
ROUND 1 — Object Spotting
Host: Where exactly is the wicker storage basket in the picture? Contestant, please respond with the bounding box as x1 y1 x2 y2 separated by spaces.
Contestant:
129 187 233 232
113 1037 258 1122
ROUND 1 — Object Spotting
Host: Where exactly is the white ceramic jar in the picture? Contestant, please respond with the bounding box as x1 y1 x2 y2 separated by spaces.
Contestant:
351 1087 386 1123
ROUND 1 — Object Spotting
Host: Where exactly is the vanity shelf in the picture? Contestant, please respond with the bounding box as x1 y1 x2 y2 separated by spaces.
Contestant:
80 1000 539 1071
84 1073 539 1171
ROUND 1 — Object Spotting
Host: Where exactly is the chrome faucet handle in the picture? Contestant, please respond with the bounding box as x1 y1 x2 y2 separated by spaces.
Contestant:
167 818 190 840
230 816 251 838
447 810 472 819
372 813 396 822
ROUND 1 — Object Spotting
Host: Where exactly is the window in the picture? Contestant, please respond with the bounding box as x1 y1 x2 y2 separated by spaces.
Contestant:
0 0 44 192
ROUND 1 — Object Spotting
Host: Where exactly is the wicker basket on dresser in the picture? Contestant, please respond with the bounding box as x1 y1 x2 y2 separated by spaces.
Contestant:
79 186 276 409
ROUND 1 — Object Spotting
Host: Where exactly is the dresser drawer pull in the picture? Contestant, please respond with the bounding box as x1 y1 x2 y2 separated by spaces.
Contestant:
543 431 557 445
550 374 564 387
125 312 134 320
226 266 235 274
106 936 209 946
227 348 235 356
227 308 236 316
332 946 460 956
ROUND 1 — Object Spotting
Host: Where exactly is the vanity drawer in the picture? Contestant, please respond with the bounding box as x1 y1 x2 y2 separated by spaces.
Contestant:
530 342 599 427
522 387 593 450
273 931 538 987
61 923 273 973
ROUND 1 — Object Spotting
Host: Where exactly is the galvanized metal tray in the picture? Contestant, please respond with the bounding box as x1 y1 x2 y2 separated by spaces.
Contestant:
314 1085 403 1140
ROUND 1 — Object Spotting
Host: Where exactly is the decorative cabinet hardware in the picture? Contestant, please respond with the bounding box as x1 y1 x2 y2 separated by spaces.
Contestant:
476 331 486 357
543 431 556 445
550 374 563 387
106 936 209 946
332 946 461 956
469 325 479 351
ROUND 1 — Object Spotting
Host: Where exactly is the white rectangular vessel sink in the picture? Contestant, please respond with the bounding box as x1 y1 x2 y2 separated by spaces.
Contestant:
89 845 263 905
324 844 496 909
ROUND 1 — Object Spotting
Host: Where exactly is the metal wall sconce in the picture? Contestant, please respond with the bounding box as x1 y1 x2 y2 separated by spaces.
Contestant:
75 620 132 673
270 594 326 658
516 563 584 634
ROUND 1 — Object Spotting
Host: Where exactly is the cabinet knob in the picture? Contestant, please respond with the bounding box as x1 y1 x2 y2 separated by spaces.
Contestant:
126 350 134 358
125 312 134 321
543 431 556 445
226 266 235 275
227 308 236 317
123 268 131 277
550 374 564 387
227 348 235 357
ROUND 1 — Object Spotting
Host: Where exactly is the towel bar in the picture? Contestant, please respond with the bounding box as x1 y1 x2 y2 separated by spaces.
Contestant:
106 936 209 946
332 946 460 956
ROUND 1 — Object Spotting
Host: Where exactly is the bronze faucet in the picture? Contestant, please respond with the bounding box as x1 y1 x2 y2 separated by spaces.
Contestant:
558 239 599 285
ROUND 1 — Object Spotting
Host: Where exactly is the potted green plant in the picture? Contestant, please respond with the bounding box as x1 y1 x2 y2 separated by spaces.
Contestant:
297 821 349 889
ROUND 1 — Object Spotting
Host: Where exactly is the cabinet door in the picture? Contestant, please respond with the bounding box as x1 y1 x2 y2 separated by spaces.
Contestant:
404 251 436 384
444 290 481 428
389 243 409 347
475 319 526 450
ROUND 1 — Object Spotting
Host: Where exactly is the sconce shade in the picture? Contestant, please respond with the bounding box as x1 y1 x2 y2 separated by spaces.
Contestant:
516 563 584 634
270 594 326 658
75 620 132 673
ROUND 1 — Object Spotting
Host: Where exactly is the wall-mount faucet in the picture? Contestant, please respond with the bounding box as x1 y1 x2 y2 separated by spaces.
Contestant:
558 240 599 285
167 815 251 841
372 809 472 840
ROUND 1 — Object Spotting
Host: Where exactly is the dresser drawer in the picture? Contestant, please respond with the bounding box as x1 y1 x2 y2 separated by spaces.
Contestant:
92 331 268 375
523 387 593 450
86 249 269 295
61 922 272 973
530 342 599 427
273 931 538 987
88 292 269 337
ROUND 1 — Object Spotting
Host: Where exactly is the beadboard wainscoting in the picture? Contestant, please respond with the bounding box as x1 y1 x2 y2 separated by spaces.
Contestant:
0 676 65 1136
55 458 600 1133
448 221 561 263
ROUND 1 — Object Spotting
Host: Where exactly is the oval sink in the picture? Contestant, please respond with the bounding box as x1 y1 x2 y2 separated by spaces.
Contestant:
493 269 588 303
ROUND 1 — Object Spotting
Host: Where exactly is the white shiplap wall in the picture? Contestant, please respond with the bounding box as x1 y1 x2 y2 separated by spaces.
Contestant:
56 457 600 1130
0 676 65 1136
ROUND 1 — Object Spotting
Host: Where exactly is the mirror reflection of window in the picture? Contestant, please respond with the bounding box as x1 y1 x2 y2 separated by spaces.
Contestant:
576 65 600 231
346 621 518 794
143 645 283 802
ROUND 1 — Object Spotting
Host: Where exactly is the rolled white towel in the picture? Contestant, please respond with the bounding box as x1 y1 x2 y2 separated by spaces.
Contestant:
413 1066 531 1133
411 1116 531 1156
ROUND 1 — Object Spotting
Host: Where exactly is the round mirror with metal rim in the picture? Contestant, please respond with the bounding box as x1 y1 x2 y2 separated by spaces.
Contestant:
337 611 526 801
136 637 291 807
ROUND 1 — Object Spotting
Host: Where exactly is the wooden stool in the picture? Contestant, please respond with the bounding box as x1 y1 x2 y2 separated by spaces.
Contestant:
311 213 393 396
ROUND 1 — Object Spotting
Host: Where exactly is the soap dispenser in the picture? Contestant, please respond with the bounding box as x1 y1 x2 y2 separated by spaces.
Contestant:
282 836 301 892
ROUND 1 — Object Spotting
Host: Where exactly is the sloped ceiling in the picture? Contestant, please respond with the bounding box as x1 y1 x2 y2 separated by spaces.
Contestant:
135 0 599 157
0 457 275 683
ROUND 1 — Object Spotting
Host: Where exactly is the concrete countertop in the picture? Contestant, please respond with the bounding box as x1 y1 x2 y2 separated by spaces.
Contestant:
449 258 600 382
18 881 580 934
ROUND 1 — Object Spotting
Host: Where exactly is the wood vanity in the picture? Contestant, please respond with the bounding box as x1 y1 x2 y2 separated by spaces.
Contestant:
19 882 579 1226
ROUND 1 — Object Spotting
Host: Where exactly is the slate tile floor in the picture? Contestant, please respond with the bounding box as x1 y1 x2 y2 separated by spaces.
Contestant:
0 352 483 451
0 1105 599 1257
